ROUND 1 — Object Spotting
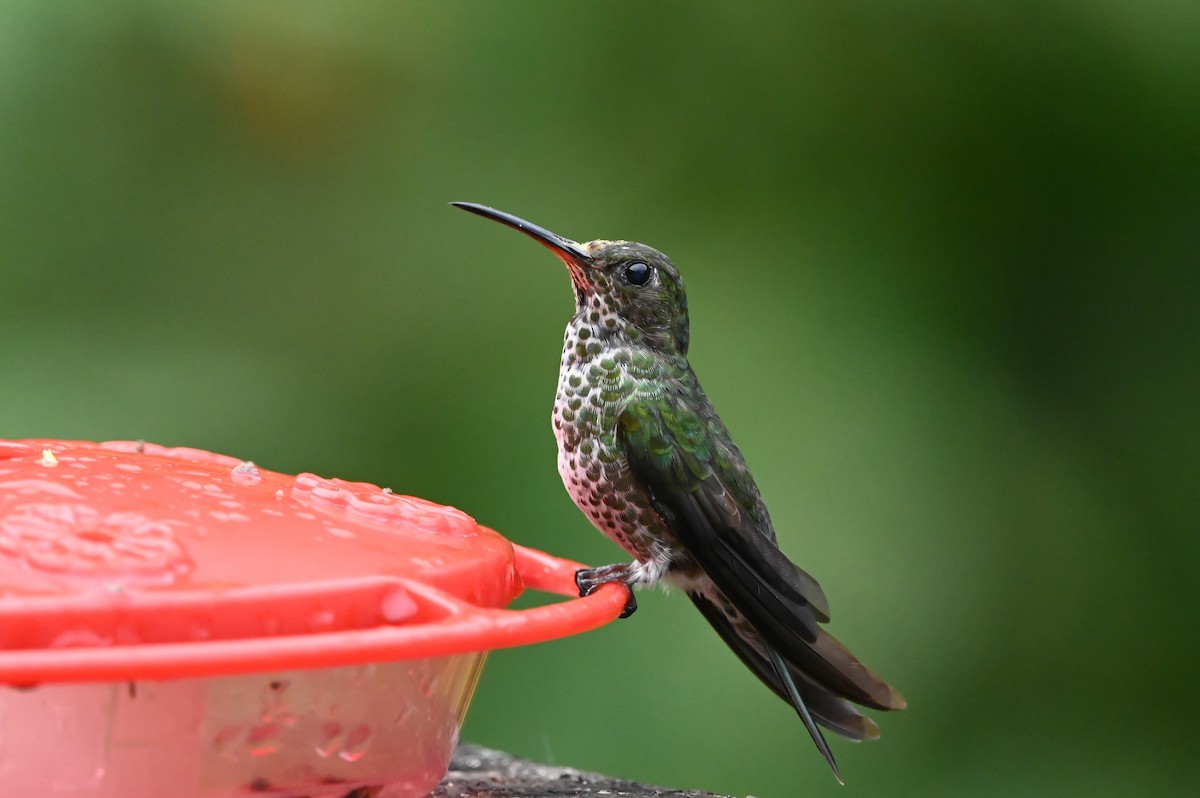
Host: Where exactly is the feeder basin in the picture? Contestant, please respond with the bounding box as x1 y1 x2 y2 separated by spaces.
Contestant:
0 439 626 797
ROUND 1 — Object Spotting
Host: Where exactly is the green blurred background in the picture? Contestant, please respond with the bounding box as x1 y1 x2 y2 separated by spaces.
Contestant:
2 2 1196 795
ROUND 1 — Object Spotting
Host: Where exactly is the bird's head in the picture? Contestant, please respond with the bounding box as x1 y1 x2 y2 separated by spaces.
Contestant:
453 203 690 355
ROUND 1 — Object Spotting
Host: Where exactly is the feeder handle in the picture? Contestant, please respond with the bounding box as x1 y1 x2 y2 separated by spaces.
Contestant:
377 543 631 656
512 543 612 597
0 544 629 684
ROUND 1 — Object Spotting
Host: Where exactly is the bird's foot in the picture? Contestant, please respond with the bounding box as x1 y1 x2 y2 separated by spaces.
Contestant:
575 564 638 619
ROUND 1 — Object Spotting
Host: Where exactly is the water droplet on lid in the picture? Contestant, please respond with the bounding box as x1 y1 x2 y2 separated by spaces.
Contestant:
245 720 284 756
380 589 418 623
309 610 336 631
208 510 251 523
230 461 262 485
339 724 372 762
312 485 344 502
315 722 345 758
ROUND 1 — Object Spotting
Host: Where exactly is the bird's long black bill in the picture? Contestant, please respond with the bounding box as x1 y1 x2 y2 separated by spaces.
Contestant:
451 202 589 263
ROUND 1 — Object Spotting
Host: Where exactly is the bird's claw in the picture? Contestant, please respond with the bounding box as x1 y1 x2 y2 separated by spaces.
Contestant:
618 590 638 618
575 566 638 619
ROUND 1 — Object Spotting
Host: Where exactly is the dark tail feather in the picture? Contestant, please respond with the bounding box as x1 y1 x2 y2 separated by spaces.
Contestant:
690 589 901 781
690 592 884 737
808 628 907 712
766 642 843 783
788 666 882 741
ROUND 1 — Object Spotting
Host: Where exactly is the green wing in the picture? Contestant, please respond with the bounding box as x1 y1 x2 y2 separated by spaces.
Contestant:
618 394 829 637
617 394 904 714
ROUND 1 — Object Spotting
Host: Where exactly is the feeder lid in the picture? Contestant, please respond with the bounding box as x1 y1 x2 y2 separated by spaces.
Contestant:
0 439 625 682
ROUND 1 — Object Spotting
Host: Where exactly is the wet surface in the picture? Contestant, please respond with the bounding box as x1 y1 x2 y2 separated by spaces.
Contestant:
432 745 729 798
0 439 521 655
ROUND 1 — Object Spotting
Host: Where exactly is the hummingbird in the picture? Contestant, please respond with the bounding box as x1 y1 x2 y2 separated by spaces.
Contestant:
453 202 906 781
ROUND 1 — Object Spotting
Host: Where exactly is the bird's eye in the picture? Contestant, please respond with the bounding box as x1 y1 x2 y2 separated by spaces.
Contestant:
624 261 652 286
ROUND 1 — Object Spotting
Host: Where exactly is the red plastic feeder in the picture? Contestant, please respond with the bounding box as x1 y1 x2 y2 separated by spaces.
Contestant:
0 439 626 798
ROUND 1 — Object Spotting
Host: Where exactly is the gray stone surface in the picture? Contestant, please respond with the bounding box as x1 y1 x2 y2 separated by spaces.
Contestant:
431 745 732 798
